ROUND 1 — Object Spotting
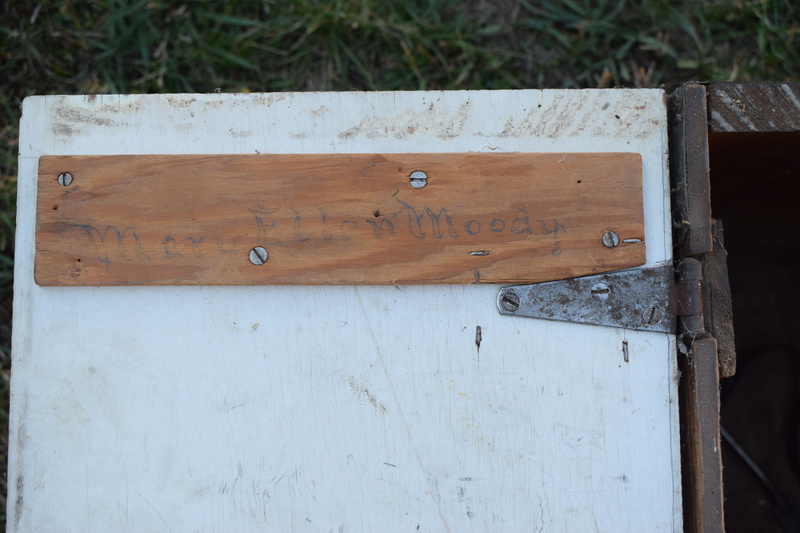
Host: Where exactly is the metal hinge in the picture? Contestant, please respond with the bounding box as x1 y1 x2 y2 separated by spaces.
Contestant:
675 257 707 354
496 264 677 333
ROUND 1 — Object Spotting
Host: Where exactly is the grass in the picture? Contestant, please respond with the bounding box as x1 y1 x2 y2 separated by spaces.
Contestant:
1 0 798 526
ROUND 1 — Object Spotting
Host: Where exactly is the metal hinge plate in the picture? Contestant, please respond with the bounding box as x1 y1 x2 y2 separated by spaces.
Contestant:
496 265 677 333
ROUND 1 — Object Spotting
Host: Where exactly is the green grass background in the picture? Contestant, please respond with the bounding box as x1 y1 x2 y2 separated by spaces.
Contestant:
1 0 799 526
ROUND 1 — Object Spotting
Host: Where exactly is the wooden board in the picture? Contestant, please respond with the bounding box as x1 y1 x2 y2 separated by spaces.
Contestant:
706 82 800 133
36 152 644 285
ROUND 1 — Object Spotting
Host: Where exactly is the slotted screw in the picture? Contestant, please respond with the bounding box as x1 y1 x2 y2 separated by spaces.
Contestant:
500 292 520 312
644 306 663 325
409 171 428 188
58 172 73 186
602 231 620 248
249 246 268 265
591 282 610 302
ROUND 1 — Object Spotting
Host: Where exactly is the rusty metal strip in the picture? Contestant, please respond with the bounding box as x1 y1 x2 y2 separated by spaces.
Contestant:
496 264 676 333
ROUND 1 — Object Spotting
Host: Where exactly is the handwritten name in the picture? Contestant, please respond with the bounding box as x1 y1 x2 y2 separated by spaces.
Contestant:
68 199 566 270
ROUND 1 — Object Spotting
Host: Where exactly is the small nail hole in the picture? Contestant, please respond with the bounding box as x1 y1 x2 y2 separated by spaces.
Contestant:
373 210 381 217
52 205 59 211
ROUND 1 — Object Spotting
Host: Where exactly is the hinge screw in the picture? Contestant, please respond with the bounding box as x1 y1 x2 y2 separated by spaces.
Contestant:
249 246 269 265
602 231 619 248
500 292 520 312
591 282 610 301
644 306 663 325
409 170 428 188
58 172 73 186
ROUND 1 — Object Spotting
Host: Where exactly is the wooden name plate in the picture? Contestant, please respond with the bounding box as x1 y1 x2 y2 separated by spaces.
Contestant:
35 153 644 286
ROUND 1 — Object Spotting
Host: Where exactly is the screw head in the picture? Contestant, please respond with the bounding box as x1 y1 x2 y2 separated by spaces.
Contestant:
591 282 610 302
249 246 268 265
58 172 73 186
500 292 521 312
644 306 663 325
409 170 428 188
602 231 620 248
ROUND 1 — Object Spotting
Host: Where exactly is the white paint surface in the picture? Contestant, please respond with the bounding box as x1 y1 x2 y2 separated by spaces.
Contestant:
10 90 680 532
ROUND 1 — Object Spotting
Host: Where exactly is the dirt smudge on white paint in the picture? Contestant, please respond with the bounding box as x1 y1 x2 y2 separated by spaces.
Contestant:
347 376 388 414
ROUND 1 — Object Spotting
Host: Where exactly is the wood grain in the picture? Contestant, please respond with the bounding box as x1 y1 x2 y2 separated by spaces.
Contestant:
36 153 644 285
669 83 712 257
680 337 725 533
707 82 800 133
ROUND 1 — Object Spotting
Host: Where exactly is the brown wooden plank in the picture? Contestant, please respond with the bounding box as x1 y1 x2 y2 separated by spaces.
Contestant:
680 337 725 533
702 220 736 378
707 82 800 133
668 83 713 256
36 153 645 286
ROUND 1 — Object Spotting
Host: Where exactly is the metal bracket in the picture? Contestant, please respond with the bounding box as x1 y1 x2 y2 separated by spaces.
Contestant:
496 265 677 333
